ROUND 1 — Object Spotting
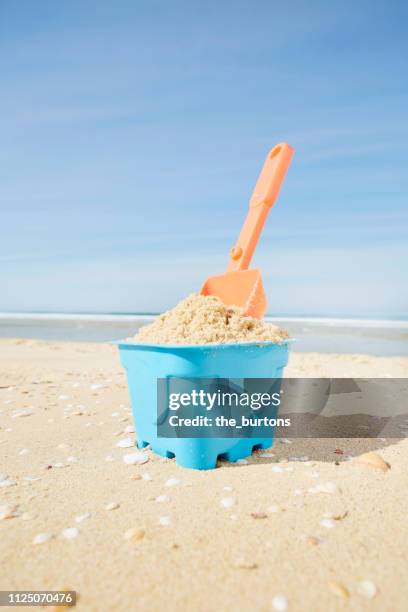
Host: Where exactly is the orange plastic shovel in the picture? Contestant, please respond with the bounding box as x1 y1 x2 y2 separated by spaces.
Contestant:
200 142 294 318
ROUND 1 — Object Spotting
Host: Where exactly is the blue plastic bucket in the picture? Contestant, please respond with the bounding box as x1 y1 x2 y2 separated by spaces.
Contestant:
118 340 290 470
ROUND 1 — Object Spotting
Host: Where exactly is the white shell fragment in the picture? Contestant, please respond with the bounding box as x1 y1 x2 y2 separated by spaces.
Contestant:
164 477 180 487
220 497 236 508
357 580 377 599
62 527 79 540
33 533 53 545
105 502 120 511
12 409 33 418
158 516 171 526
320 518 335 529
268 505 283 513
272 594 288 611
116 438 134 449
123 452 149 465
0 479 17 488
75 513 91 523
155 495 169 503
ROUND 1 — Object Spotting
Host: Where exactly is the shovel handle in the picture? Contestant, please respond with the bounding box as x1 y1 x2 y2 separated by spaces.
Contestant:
227 143 294 272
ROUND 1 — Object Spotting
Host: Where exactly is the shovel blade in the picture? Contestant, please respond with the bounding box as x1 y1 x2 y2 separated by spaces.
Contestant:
200 268 267 318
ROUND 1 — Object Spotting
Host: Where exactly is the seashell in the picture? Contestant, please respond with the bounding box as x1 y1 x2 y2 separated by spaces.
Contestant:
75 513 91 523
155 495 169 503
33 533 53 545
62 527 79 540
12 409 33 418
272 594 288 610
123 452 149 465
116 438 134 449
320 518 335 529
105 502 120 511
0 504 19 520
305 535 321 546
0 479 16 488
268 505 284 513
220 497 236 508
353 452 390 472
165 477 180 487
328 581 349 599
124 528 145 542
357 579 377 599
234 557 258 570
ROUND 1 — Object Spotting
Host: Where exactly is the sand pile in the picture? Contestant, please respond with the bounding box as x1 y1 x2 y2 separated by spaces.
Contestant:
132 293 289 345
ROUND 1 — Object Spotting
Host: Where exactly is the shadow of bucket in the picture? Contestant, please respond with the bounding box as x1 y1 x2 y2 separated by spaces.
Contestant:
118 340 291 470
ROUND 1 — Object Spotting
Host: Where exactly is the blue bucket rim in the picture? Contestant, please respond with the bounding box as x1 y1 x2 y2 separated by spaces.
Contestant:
115 338 295 351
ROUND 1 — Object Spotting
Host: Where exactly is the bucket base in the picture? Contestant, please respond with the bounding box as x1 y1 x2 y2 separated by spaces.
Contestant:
137 438 272 470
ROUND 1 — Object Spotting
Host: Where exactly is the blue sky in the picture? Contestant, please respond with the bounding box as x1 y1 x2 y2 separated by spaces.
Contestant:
1 0 407 316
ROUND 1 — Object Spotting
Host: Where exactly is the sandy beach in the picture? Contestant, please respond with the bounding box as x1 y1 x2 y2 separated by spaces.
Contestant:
1 338 408 611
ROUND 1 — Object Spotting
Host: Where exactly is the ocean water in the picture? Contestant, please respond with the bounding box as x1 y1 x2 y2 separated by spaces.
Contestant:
0 313 407 356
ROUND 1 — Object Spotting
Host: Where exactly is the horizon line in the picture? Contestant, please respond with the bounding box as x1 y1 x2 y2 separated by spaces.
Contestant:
0 311 408 329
